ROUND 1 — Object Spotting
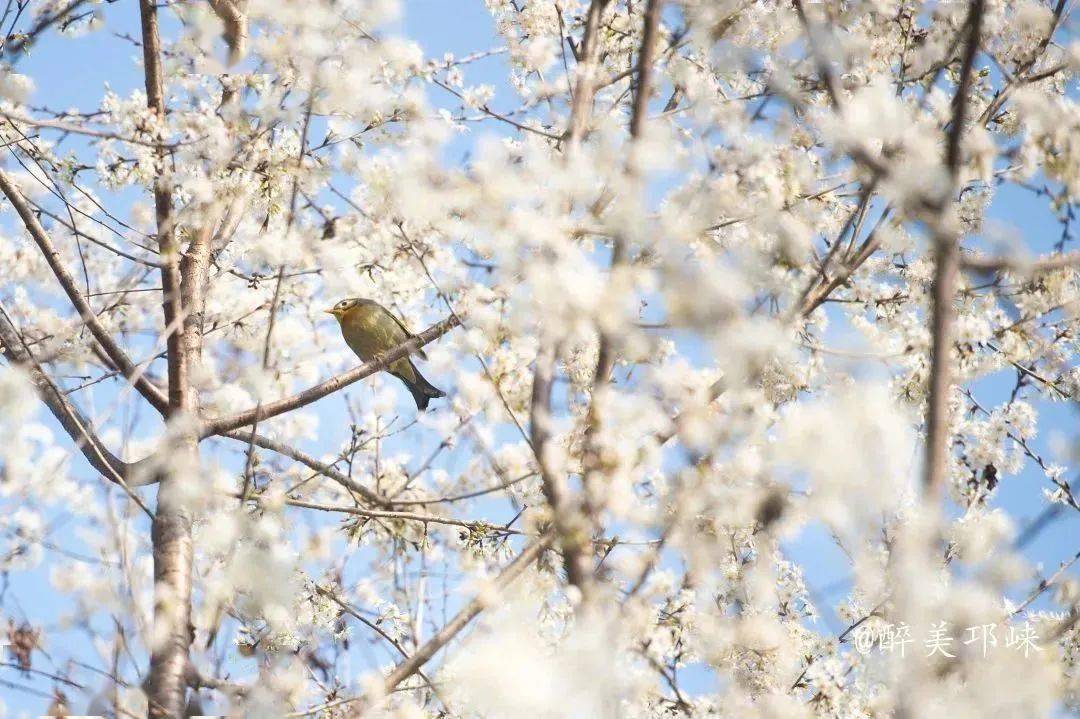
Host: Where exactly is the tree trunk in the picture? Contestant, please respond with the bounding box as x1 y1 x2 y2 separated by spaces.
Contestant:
139 1 198 716
147 486 194 718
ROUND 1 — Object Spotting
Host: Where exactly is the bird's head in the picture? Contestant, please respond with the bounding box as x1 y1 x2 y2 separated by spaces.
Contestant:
324 298 358 320
324 297 374 320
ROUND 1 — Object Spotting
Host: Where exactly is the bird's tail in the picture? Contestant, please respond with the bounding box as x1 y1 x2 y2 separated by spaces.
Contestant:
396 361 446 411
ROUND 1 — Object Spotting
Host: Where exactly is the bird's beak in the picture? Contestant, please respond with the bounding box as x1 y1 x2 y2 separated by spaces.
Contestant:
323 307 337 316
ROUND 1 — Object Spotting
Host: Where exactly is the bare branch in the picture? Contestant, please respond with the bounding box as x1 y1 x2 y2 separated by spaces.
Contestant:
276 497 527 536
312 585 443 704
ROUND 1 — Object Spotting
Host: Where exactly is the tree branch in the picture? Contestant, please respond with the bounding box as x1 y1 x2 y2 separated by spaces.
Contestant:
923 0 985 496
293 533 552 718
1009 549 1080 619
377 532 553 705
565 0 611 146
0 168 169 414
960 250 1080 274
277 497 527 536
220 429 392 507
208 0 248 64
312 585 444 705
0 110 182 148
529 342 592 593
201 316 460 437
575 0 664 599
629 0 663 142
0 302 159 494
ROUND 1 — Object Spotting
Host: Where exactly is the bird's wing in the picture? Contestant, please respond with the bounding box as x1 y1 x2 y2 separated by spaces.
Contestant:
382 305 427 360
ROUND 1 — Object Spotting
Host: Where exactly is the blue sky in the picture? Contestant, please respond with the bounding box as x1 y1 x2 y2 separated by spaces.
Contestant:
0 1 1077 715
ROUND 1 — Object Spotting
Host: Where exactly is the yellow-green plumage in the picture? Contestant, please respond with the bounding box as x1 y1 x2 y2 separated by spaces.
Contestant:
326 298 445 410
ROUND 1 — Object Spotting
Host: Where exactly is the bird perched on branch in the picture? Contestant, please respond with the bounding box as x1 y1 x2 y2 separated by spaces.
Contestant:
325 298 446 411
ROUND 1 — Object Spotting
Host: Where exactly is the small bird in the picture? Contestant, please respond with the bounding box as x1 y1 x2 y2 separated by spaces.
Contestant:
325 298 446 411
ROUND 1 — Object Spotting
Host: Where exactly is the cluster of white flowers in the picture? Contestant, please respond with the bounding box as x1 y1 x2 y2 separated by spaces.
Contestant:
0 0 1075 716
